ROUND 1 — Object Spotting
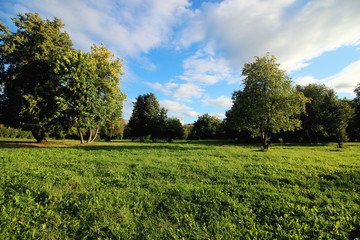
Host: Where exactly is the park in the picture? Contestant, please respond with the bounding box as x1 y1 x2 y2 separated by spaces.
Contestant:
1 12 360 239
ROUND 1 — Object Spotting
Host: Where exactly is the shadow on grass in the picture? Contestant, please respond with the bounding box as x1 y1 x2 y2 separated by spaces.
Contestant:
0 139 353 152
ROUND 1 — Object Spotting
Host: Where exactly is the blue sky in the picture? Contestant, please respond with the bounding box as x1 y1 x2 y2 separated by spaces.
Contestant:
1 0 360 123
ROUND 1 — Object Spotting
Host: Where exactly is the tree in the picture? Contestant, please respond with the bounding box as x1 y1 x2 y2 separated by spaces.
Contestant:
0 13 73 142
296 84 353 147
55 44 126 144
151 107 168 142
163 118 186 142
296 84 335 143
128 93 166 142
191 114 222 139
326 99 353 148
228 53 308 150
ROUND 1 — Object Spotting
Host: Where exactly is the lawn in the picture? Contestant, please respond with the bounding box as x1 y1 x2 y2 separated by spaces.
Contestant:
1 139 360 239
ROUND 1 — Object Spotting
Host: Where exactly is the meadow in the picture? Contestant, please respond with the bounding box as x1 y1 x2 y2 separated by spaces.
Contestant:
0 139 359 239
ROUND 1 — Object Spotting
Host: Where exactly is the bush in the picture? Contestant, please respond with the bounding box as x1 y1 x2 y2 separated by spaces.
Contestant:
0 124 33 139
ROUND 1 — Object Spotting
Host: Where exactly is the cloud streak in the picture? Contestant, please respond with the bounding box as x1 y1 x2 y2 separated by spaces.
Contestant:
295 59 360 95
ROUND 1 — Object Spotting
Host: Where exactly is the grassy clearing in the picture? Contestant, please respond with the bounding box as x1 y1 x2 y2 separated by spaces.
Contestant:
1 139 360 239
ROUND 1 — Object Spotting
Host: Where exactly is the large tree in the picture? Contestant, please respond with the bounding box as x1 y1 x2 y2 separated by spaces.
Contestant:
0 13 73 142
296 84 353 147
295 84 334 143
228 53 308 150
128 93 166 142
55 44 126 144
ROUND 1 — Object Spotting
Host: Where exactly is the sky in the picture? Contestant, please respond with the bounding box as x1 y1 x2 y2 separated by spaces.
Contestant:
1 0 360 123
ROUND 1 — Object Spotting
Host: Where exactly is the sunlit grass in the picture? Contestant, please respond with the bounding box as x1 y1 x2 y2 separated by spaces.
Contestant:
1 139 359 239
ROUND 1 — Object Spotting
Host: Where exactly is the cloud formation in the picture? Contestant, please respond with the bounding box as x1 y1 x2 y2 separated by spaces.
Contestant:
180 0 360 72
295 60 360 95
160 100 200 119
145 81 204 101
6 0 191 57
177 49 239 85
202 96 233 108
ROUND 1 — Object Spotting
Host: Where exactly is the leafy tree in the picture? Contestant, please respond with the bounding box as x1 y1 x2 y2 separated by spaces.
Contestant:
163 118 186 142
102 118 127 141
191 113 222 139
151 107 168 142
55 44 126 144
296 84 335 143
0 13 73 142
296 84 353 147
128 93 166 142
88 44 126 143
228 53 308 150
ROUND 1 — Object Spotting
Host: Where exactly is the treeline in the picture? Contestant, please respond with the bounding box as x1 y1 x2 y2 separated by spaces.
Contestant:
225 82 360 145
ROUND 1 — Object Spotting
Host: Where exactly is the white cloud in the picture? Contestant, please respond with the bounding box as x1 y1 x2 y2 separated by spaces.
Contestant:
295 60 360 95
160 100 200 119
202 96 233 108
144 81 178 95
180 0 360 72
173 83 204 100
177 49 240 85
146 81 204 101
122 98 136 117
294 76 318 86
6 0 191 58
324 60 360 94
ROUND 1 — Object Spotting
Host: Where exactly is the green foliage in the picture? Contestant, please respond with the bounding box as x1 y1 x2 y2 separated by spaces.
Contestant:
228 53 309 150
1 13 126 144
191 113 223 139
0 125 33 139
55 44 126 144
163 118 186 142
349 83 360 141
128 93 166 142
297 84 354 147
0 13 73 142
0 140 360 239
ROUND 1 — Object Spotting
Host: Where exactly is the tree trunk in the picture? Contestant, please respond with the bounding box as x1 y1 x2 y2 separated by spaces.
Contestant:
87 127 92 143
262 131 271 151
32 129 47 143
106 129 113 142
305 129 312 144
337 141 344 148
78 128 84 144
88 127 99 143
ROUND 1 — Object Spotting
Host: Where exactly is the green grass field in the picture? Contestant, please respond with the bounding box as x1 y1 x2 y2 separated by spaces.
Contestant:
1 139 360 239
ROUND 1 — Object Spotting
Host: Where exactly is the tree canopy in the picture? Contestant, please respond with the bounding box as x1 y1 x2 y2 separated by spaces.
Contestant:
227 53 309 150
191 114 222 139
0 13 73 142
296 84 353 147
0 13 126 143
55 45 126 143
128 93 167 142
